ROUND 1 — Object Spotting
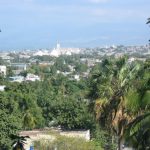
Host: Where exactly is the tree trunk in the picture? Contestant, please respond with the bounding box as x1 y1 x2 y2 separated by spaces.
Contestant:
118 137 124 150
118 138 121 150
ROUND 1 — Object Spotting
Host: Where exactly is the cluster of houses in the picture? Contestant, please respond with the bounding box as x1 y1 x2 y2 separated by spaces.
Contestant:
0 64 40 83
0 44 149 84
9 74 40 83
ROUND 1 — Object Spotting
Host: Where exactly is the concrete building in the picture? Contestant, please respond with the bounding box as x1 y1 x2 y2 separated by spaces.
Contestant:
25 73 40 81
9 76 24 83
0 85 6 91
9 63 27 75
0 65 6 76
50 42 81 57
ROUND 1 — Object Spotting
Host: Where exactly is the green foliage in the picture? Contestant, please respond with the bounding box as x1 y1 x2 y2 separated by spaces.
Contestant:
6 66 14 77
92 125 117 150
125 89 141 114
0 93 22 149
34 135 103 150
142 90 150 109
54 56 70 72
124 113 150 149
0 55 149 150
56 98 94 129
0 111 22 149
11 135 29 150
75 63 88 73
88 57 150 149
23 110 36 130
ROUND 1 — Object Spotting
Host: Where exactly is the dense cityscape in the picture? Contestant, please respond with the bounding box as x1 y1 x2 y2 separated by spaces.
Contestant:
0 43 150 83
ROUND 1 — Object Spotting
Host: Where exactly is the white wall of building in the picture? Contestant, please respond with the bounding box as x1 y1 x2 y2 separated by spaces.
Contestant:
0 65 6 76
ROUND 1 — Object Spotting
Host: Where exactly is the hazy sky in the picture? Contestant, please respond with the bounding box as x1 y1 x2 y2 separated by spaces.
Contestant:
0 0 150 50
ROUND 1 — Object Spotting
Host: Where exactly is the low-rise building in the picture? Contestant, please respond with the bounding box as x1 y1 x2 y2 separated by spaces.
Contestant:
0 65 6 76
0 85 6 91
25 73 40 81
9 76 24 83
9 63 28 75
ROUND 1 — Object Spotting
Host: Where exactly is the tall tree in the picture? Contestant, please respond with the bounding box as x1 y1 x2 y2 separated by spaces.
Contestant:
0 93 22 149
90 57 149 150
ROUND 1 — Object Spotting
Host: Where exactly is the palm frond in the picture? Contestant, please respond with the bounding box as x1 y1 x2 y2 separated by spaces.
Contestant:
126 112 150 131
146 18 150 24
125 89 141 113
124 116 150 149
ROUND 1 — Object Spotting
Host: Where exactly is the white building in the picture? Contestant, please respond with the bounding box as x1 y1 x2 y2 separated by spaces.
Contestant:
128 57 135 63
50 42 81 57
74 75 80 81
0 65 6 76
9 76 24 83
25 73 40 81
33 50 50 56
10 63 27 75
0 85 6 91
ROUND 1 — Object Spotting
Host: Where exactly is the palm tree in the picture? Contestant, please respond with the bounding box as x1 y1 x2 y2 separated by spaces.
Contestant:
146 18 150 24
11 134 29 150
122 59 150 149
91 57 149 150
99 19 150 150
147 17 150 42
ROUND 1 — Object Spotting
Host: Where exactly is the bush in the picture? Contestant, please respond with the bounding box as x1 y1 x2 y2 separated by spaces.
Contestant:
34 134 103 150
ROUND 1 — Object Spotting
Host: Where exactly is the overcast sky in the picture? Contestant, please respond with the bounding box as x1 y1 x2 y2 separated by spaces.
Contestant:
0 0 150 50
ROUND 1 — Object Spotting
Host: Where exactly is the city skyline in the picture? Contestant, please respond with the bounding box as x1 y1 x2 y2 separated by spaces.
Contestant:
0 0 150 50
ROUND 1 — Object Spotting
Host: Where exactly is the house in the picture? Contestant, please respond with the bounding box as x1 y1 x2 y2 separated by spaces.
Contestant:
9 76 24 83
25 73 40 81
0 65 6 76
0 85 6 91
0 52 13 63
9 63 28 75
